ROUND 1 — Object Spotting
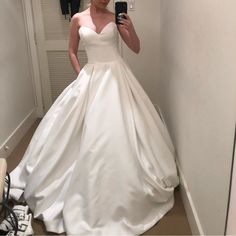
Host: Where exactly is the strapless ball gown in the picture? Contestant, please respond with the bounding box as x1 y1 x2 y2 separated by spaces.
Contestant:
10 21 179 235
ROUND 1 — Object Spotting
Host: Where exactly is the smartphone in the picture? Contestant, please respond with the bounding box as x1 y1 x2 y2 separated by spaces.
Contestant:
115 1 128 25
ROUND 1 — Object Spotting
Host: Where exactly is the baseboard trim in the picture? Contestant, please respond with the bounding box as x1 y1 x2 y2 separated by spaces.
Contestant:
176 160 205 235
0 108 37 159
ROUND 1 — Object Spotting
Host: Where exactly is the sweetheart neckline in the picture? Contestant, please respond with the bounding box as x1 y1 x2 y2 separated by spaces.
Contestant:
79 21 116 35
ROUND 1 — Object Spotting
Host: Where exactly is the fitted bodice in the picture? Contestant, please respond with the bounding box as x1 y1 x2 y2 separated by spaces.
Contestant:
79 22 121 63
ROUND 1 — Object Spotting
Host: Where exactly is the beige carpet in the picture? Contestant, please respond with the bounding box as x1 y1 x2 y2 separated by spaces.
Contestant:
6 119 192 235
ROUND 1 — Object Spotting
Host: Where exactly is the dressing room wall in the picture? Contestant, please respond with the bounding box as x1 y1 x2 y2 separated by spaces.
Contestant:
0 0 37 158
159 0 236 234
120 0 161 109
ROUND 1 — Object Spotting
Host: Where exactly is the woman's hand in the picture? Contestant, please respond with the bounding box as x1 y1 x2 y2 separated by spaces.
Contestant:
117 13 140 54
117 13 134 32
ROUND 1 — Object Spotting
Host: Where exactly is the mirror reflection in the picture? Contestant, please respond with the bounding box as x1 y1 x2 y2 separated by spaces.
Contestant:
0 0 236 235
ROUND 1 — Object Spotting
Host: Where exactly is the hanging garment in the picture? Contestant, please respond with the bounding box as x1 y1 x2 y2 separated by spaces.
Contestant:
60 0 81 18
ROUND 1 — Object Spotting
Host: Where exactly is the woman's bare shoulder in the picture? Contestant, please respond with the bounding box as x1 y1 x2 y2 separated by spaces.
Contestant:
106 9 115 16
71 10 90 26
105 10 115 21
71 13 81 24
72 10 89 20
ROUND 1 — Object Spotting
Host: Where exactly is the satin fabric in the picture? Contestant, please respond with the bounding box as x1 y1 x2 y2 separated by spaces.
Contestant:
10 22 179 235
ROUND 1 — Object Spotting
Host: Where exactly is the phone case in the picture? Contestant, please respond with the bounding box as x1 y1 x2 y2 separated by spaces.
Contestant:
115 1 128 24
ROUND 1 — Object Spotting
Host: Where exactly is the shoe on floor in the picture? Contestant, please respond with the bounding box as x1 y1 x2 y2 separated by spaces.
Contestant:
0 205 30 234
5 213 34 236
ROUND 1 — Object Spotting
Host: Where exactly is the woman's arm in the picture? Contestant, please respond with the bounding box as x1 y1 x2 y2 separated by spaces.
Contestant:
68 14 81 75
117 13 140 54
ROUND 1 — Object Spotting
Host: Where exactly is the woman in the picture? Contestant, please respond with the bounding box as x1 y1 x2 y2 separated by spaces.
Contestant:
69 0 140 76
9 0 179 235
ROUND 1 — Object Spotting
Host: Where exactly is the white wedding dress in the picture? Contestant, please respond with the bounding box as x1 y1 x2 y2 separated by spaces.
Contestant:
10 21 179 235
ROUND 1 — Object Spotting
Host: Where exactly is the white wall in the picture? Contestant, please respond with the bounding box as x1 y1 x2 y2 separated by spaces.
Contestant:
159 0 236 234
0 0 37 157
120 0 161 108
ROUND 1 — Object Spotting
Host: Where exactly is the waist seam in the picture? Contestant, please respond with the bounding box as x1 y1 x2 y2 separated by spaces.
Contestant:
86 57 123 65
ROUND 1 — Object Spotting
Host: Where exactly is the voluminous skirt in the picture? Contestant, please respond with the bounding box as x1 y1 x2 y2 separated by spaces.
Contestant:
10 58 179 235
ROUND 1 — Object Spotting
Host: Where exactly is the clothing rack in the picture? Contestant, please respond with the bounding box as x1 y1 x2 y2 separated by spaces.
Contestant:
60 0 81 20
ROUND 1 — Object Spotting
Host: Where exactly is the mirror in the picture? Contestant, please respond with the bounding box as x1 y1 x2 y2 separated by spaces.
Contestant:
1 0 236 235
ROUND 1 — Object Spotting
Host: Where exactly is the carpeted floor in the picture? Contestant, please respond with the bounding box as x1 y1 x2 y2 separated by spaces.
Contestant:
6 119 192 235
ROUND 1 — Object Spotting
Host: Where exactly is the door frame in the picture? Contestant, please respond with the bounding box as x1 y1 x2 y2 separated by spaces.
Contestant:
21 0 44 117
31 0 53 113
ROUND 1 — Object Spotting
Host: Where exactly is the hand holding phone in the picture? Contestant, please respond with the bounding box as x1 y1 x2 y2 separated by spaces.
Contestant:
115 1 128 25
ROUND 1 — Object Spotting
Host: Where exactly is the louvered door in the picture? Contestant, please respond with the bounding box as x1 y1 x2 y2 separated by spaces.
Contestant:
32 0 115 113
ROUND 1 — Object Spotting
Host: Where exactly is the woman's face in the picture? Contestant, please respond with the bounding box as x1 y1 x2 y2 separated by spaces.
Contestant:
91 0 110 9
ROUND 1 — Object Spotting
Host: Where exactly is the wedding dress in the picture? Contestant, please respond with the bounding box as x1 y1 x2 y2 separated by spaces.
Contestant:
10 21 179 235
